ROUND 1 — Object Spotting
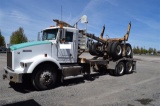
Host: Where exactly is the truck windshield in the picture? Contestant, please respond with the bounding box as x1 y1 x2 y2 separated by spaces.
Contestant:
42 29 58 40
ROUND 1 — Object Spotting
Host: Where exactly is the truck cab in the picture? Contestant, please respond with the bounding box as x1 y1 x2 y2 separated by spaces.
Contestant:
42 26 79 63
3 22 86 90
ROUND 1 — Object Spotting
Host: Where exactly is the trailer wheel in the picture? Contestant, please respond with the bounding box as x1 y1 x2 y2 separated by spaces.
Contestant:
32 64 57 90
111 42 122 59
88 41 93 55
125 61 133 74
89 42 96 55
94 42 103 57
114 61 125 76
126 43 133 58
89 42 103 56
107 42 114 56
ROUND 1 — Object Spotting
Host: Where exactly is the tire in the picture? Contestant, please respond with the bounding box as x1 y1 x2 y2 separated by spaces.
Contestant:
114 61 125 76
107 42 114 56
125 43 133 58
89 42 95 55
125 61 133 74
94 42 103 57
32 63 57 90
89 42 103 57
88 40 93 54
111 42 122 59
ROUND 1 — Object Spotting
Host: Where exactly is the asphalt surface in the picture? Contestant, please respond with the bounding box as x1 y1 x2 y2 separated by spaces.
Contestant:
0 53 160 106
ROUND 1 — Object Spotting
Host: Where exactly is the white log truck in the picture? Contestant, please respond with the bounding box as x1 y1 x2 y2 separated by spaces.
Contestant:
3 16 136 90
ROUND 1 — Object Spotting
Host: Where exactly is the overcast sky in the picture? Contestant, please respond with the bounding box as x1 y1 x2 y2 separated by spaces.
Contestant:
0 0 160 50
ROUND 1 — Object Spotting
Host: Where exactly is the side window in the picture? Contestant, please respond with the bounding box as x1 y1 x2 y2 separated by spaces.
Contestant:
65 31 73 42
47 34 56 40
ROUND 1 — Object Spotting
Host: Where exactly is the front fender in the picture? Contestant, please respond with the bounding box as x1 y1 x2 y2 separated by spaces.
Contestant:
26 55 61 73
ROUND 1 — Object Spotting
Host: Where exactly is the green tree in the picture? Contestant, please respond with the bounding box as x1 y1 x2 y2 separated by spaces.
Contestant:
140 47 146 54
140 47 143 54
144 49 147 54
133 46 137 54
136 46 140 54
153 48 157 54
148 48 153 54
0 30 6 47
10 27 28 44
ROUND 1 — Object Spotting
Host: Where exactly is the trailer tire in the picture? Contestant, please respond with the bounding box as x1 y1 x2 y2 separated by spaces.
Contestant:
32 63 57 90
89 42 103 56
125 61 133 74
94 42 103 57
126 43 133 58
107 42 114 56
114 61 125 76
111 42 122 59
89 42 96 55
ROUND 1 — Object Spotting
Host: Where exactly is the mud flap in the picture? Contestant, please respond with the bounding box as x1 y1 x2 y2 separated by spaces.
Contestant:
132 60 136 70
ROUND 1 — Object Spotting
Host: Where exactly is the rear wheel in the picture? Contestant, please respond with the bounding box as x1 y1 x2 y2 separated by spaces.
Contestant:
125 61 133 74
114 61 125 76
32 64 57 90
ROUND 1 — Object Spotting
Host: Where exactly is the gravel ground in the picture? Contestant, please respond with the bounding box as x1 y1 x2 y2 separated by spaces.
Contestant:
0 53 160 106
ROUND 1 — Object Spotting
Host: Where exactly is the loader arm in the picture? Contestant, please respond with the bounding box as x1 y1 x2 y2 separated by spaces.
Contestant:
100 25 105 39
124 22 131 41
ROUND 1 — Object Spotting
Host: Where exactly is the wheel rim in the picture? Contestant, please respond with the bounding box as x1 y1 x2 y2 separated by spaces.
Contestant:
126 46 131 56
116 45 122 56
39 71 54 86
117 63 124 74
127 62 132 73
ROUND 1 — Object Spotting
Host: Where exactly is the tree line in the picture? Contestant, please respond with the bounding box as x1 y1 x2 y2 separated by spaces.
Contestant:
0 27 28 47
133 46 157 55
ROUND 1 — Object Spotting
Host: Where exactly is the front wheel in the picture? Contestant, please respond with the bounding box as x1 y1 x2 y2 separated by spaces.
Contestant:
32 64 57 90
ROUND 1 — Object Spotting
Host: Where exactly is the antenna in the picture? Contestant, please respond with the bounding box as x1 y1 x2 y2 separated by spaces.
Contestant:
61 5 62 21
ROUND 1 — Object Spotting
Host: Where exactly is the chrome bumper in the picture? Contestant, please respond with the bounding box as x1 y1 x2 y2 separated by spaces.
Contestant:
3 67 23 83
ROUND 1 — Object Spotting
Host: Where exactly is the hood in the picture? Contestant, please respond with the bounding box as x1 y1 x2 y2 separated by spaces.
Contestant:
10 41 51 51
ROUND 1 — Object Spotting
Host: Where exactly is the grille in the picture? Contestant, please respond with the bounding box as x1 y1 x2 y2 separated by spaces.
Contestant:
7 49 12 70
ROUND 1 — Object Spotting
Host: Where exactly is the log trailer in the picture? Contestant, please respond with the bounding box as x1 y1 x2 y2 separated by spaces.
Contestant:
3 16 136 90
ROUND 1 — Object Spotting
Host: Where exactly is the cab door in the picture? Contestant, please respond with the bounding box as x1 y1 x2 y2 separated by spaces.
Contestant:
58 29 76 63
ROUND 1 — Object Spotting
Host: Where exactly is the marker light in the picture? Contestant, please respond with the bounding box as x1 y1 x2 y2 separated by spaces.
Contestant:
59 23 63 28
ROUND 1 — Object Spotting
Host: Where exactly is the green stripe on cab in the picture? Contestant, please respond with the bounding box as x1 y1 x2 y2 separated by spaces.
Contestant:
10 41 51 51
